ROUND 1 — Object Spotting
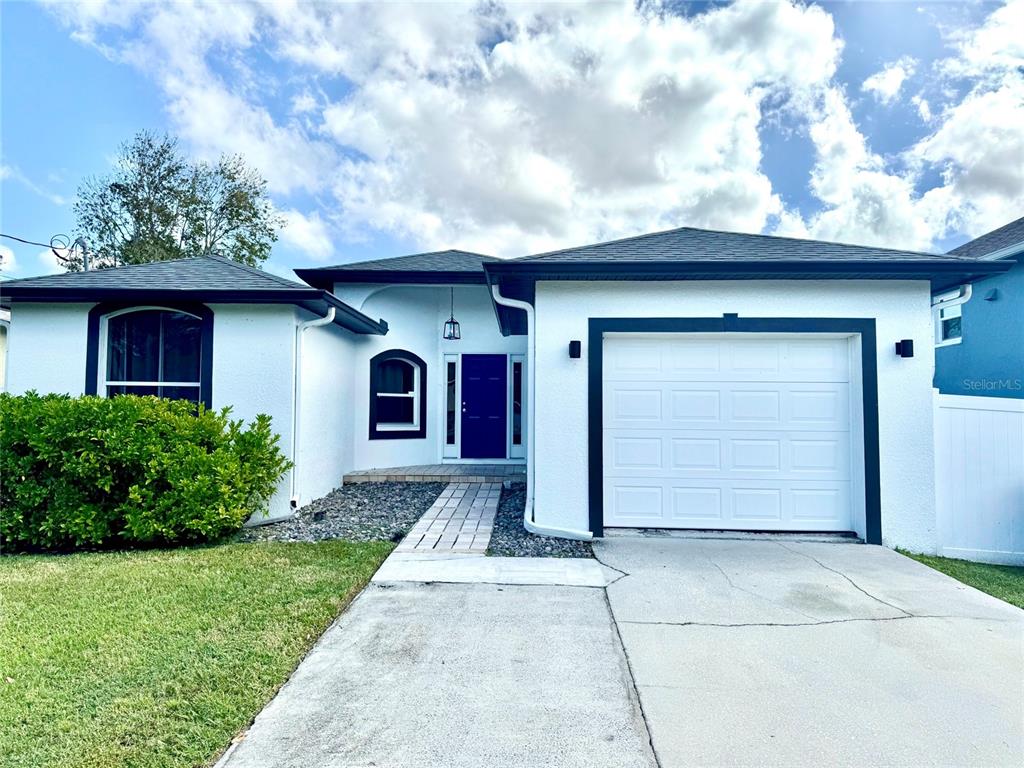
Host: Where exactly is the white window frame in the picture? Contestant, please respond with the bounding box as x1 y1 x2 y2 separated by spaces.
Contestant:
374 357 421 431
932 286 970 347
97 306 203 398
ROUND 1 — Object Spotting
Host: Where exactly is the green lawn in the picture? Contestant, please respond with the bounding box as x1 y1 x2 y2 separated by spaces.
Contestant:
906 552 1024 610
0 540 392 768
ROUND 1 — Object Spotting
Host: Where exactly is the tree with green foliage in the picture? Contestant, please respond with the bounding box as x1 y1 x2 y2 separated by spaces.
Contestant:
67 131 284 271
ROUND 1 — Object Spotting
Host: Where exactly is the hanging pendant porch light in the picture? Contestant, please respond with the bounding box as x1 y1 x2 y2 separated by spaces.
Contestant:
443 286 461 340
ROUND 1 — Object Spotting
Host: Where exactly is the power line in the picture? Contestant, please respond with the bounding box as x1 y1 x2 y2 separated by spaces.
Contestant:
0 233 67 250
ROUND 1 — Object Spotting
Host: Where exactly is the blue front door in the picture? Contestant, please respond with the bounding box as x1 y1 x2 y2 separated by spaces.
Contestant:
461 354 507 459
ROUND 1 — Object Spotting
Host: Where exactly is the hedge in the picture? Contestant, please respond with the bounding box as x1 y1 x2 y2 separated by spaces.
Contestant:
0 392 291 551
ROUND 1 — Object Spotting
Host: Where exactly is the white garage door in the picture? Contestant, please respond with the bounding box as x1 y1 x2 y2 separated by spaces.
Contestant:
603 334 856 531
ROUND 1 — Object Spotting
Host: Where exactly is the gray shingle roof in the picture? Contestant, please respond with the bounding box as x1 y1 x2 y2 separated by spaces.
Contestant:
947 216 1024 259
514 226 976 263
0 255 388 334
309 249 498 273
0 254 311 292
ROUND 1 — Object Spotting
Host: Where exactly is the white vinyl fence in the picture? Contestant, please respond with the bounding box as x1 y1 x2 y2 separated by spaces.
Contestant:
934 392 1024 565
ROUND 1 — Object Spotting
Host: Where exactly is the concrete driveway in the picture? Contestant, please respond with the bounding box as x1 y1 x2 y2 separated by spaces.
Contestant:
221 539 1023 768
598 536 1024 767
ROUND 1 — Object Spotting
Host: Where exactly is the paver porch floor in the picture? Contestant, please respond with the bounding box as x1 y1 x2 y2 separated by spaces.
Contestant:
343 463 525 484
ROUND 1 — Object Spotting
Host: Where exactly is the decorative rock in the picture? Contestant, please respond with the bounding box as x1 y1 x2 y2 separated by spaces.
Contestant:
238 482 448 544
487 484 594 558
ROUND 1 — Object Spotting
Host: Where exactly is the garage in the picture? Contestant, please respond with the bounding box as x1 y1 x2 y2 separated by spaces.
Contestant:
601 333 859 532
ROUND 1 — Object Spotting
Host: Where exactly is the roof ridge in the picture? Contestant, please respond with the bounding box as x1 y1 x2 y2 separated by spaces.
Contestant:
515 224 946 261
203 254 307 288
307 249 499 271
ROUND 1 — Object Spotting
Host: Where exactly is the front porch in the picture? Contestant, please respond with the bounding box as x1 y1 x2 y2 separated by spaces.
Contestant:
344 463 525 484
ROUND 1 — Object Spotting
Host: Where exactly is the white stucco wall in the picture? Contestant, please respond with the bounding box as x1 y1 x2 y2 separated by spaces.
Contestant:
531 280 937 552
6 303 91 396
206 304 297 522
336 284 527 470
295 310 357 507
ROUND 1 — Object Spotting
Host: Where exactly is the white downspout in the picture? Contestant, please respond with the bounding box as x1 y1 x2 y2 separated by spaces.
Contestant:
931 283 972 308
491 284 592 541
290 307 336 507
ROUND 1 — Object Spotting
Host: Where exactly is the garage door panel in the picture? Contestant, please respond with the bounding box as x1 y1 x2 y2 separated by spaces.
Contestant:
608 436 663 470
606 382 848 431
604 478 853 529
605 429 849 480
606 336 850 381
670 438 722 471
603 335 856 532
610 388 663 422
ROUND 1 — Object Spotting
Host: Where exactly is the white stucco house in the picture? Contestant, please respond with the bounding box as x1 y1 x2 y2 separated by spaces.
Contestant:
0 227 1010 552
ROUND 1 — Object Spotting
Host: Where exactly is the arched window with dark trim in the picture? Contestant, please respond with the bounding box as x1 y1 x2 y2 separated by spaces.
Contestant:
369 349 427 439
86 303 214 408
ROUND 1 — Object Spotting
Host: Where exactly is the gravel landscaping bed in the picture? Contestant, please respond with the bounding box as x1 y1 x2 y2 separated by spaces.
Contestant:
487 484 594 558
238 482 447 543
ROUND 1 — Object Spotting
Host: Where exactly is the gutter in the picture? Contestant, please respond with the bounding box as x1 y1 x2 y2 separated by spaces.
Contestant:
290 306 336 508
490 284 593 541
931 283 972 308
483 258 1013 283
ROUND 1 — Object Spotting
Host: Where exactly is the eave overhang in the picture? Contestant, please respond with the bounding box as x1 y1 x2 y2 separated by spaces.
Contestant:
0 286 388 335
482 258 1014 335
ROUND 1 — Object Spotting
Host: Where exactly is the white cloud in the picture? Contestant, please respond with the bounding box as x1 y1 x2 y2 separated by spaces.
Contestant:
40 0 1024 255
862 57 916 105
44 0 842 255
1 163 67 206
37 249 66 274
911 95 932 122
278 209 334 261
0 245 17 274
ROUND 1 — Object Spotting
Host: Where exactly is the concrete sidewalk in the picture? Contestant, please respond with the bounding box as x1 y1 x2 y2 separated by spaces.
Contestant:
219 579 655 768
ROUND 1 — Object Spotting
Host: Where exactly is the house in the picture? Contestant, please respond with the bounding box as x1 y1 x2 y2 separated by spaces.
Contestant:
932 215 1024 399
0 308 9 390
0 227 1010 552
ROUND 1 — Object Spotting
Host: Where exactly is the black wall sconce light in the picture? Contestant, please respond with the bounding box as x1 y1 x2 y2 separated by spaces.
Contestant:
569 340 582 358
895 339 914 358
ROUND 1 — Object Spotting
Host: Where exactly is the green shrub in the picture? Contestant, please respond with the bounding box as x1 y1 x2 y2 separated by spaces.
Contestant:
0 392 291 551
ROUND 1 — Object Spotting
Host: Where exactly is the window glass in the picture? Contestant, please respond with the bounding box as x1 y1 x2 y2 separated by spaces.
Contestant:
377 395 415 425
370 350 426 437
512 361 523 446
377 359 414 394
107 311 160 381
105 309 202 404
446 361 457 445
163 311 202 382
940 306 962 341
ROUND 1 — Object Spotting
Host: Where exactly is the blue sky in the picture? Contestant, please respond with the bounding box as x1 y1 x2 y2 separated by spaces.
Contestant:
2 1 1022 279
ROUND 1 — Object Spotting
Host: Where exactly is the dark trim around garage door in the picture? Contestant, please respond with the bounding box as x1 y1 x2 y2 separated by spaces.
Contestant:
587 316 881 544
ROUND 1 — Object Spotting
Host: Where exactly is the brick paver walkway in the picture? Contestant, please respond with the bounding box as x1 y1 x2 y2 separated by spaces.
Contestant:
395 482 501 554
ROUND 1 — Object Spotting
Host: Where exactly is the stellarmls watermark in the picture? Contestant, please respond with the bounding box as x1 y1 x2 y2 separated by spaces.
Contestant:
962 378 1024 393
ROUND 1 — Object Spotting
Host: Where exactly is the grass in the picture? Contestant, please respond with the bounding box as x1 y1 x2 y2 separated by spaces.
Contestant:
905 552 1024 610
0 540 393 768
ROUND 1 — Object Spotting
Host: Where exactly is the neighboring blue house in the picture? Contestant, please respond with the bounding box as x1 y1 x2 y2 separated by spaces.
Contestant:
933 216 1024 399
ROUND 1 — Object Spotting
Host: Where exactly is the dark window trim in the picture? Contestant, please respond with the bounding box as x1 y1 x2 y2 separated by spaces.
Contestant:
587 316 881 544
85 302 214 408
369 349 428 440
